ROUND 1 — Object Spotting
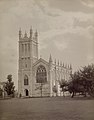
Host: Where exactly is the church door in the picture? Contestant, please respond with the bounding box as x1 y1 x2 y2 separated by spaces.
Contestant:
25 89 29 96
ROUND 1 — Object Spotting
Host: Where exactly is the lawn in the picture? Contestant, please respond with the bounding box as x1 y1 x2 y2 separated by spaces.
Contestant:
0 97 94 120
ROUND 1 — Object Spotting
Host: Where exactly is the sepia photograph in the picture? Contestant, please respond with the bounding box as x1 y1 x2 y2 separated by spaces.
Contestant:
0 0 94 120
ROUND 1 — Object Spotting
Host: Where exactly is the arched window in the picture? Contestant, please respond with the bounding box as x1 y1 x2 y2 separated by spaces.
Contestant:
25 44 27 54
36 65 47 83
22 44 24 52
24 75 29 85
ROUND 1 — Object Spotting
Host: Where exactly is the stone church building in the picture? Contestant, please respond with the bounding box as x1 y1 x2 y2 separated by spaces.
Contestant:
18 28 72 97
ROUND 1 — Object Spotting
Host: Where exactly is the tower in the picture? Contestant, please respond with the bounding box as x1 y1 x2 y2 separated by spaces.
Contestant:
18 28 38 97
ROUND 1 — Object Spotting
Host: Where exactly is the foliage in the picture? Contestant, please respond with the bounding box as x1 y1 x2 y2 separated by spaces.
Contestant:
59 79 69 92
4 74 15 96
53 85 57 93
68 64 94 97
80 64 94 97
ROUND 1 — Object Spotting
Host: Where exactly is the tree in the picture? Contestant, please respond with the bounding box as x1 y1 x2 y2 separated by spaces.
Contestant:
59 79 69 97
68 64 94 97
4 74 15 97
68 72 86 98
80 64 94 97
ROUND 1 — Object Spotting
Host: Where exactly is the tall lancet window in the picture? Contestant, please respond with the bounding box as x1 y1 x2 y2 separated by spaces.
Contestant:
36 65 47 83
22 44 24 52
25 44 27 54
24 75 29 85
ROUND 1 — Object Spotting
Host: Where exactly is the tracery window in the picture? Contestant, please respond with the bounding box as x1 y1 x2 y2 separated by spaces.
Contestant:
24 75 29 85
36 65 47 83
25 44 27 54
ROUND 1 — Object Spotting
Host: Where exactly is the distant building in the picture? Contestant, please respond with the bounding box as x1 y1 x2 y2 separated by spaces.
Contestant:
18 28 72 97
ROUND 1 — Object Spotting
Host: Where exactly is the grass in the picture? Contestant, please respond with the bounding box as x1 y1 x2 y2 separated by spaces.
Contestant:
0 97 94 120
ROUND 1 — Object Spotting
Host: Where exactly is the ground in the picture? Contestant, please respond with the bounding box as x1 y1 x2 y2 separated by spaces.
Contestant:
0 97 94 120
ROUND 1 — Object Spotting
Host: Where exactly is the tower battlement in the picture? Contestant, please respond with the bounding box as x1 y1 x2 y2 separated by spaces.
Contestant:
19 28 38 43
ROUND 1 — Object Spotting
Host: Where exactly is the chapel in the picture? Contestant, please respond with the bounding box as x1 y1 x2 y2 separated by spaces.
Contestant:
18 28 72 97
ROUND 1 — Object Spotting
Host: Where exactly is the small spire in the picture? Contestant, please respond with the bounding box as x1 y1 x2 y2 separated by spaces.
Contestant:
54 59 56 65
63 63 64 67
24 31 27 38
58 60 59 66
30 26 33 38
60 61 62 66
34 30 38 42
35 30 38 37
68 64 70 69
19 28 22 39
49 54 52 63
70 64 72 69
30 26 32 32
19 28 21 32
54 59 56 69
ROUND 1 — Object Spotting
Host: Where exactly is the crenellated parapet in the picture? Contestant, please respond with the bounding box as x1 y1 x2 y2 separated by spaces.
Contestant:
48 56 72 82
19 27 38 43
51 58 72 70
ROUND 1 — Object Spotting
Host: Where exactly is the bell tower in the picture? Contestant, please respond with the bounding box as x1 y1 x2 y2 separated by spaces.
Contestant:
18 27 38 97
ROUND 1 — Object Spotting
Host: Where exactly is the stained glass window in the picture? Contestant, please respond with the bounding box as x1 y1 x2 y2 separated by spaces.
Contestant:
36 65 47 83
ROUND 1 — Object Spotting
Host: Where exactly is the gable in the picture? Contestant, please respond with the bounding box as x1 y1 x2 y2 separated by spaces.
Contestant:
33 58 49 67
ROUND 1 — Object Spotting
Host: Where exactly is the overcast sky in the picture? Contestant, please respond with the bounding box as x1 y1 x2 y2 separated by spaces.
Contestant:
0 0 94 89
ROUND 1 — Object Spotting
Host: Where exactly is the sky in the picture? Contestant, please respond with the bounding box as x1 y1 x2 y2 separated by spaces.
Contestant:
0 0 94 89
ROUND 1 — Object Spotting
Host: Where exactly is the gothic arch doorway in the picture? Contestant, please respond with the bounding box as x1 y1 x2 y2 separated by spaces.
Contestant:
25 89 29 96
